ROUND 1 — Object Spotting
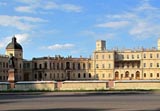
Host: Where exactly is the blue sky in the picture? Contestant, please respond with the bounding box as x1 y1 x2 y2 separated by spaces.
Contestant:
0 0 160 59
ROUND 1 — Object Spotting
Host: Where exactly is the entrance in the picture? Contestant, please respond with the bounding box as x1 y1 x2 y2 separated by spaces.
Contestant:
136 71 140 80
115 71 119 80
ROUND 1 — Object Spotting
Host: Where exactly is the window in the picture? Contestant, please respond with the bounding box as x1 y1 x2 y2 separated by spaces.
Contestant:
73 73 75 78
83 73 86 78
39 64 42 69
150 63 152 67
102 55 105 59
61 63 64 70
108 64 111 68
96 55 98 59
144 63 146 67
144 73 146 77
157 63 159 67
102 74 105 78
108 54 111 59
137 55 139 59
35 74 37 79
122 55 124 59
125 71 129 78
108 73 111 78
61 73 64 78
73 63 75 70
144 54 146 58
88 63 91 69
102 64 105 68
127 55 129 59
127 63 129 68
131 74 134 78
78 63 81 70
132 63 134 68
89 73 91 78
132 55 134 59
157 53 159 58
96 64 99 68
57 63 59 70
157 73 159 77
44 62 47 69
150 54 152 58
150 73 153 77
122 63 124 68
57 73 59 78
53 63 55 69
96 74 99 78
3 62 5 68
83 63 85 69
78 73 81 78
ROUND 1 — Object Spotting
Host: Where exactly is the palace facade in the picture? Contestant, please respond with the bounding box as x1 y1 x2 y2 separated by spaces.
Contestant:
0 36 160 81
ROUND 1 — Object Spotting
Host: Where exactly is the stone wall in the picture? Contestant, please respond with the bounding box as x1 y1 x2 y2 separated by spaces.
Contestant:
0 80 160 91
15 81 56 91
114 80 160 90
59 81 108 90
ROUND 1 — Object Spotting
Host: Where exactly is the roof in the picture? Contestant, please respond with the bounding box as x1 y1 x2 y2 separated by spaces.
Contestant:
6 36 23 50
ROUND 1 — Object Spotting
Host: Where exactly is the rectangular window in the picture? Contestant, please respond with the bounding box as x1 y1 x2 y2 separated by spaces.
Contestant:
127 55 129 59
108 54 111 59
88 63 91 69
137 55 139 59
102 55 105 59
157 53 159 58
108 64 111 68
157 73 159 77
144 54 146 58
144 73 146 77
102 74 105 78
150 54 152 58
132 55 134 59
102 64 105 68
96 64 99 68
96 55 98 59
150 63 152 67
150 73 153 77
157 63 159 67
144 63 146 67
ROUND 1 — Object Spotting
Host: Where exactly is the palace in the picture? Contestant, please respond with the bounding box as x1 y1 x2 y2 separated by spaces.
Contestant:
0 36 160 82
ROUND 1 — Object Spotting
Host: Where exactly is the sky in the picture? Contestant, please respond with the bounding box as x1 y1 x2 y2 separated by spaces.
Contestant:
0 0 160 60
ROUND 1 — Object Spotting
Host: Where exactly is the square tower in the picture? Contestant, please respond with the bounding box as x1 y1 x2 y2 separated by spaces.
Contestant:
96 40 106 51
158 38 160 50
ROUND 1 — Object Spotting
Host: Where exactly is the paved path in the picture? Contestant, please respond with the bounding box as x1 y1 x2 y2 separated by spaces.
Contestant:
0 92 160 111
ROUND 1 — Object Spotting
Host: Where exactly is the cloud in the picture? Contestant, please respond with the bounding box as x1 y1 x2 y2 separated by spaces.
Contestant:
0 15 46 31
96 21 129 28
42 44 75 50
0 33 30 49
61 4 82 12
15 1 82 13
15 6 35 13
96 0 160 40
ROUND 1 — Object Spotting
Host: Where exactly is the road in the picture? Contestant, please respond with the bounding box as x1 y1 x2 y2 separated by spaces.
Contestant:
0 92 160 111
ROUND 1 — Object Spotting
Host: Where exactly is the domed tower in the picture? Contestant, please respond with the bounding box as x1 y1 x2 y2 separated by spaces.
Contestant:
6 36 23 59
6 36 23 81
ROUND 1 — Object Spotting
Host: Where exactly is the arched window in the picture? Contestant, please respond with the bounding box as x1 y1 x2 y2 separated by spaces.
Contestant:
78 73 81 78
125 71 129 78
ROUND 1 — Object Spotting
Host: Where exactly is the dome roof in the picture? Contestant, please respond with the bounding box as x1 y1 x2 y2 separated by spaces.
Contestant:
6 36 23 50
